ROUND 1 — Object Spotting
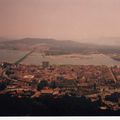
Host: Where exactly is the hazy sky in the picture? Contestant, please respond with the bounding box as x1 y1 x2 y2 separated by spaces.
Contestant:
0 0 120 44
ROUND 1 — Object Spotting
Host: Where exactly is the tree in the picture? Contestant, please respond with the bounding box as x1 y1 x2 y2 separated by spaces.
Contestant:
0 82 6 90
37 80 48 90
49 81 57 89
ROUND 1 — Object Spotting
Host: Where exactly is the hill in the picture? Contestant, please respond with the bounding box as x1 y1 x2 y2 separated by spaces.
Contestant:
0 38 119 55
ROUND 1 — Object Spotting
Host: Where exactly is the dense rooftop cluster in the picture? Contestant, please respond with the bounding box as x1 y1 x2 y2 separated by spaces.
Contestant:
0 62 120 111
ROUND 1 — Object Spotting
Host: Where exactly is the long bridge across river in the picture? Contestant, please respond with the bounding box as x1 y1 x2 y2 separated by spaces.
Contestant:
14 49 35 65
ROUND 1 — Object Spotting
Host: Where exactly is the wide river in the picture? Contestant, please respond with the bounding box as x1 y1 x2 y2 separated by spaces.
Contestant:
0 49 119 66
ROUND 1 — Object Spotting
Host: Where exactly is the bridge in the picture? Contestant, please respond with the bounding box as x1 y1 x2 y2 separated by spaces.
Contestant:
14 49 35 65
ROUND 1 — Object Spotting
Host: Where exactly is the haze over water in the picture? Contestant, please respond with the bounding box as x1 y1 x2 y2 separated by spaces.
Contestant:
0 0 120 65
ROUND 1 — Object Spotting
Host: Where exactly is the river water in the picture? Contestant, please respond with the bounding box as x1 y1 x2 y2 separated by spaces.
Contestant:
0 49 119 66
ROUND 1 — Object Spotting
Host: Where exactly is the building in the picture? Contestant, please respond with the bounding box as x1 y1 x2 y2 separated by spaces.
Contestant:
42 61 49 68
56 79 75 88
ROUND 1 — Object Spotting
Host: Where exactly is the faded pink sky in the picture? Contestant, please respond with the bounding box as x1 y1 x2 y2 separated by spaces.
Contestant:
0 0 120 44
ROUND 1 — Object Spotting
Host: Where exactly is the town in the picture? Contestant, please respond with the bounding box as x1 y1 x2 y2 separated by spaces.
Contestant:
0 61 120 111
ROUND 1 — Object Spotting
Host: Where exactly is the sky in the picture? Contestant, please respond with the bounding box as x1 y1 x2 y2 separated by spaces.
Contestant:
0 0 120 45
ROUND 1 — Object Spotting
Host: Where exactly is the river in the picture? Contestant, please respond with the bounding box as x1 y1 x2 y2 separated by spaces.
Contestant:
0 49 119 66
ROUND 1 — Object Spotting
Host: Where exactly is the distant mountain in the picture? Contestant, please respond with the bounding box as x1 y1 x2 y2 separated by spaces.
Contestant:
82 37 120 46
0 37 11 42
0 38 119 54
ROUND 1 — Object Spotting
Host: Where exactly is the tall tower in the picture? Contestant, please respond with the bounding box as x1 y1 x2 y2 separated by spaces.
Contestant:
41 50 50 69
